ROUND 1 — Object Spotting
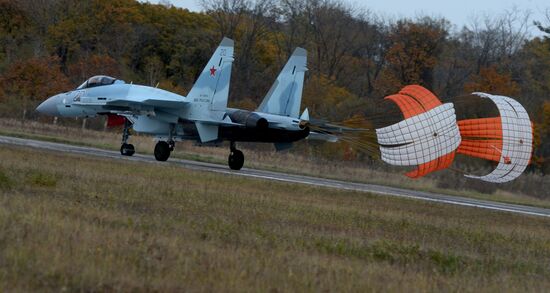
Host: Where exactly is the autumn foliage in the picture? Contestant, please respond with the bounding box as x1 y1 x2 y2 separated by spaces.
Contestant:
0 57 70 117
464 65 520 96
67 54 121 84
0 0 548 172
384 19 447 89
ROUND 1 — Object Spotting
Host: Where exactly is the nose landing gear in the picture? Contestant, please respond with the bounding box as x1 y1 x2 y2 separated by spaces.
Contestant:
120 143 135 156
228 141 244 170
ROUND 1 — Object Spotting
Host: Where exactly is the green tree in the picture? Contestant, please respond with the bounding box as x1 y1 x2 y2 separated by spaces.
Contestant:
517 37 550 111
0 0 30 66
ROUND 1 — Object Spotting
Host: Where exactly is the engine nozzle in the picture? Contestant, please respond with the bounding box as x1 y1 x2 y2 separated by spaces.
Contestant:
228 110 269 129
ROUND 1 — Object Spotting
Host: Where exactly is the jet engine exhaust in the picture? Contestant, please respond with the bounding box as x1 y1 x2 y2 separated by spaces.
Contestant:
229 110 269 129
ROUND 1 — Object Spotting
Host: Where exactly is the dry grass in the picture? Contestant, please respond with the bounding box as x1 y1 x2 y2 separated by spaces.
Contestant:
0 118 548 208
0 145 549 292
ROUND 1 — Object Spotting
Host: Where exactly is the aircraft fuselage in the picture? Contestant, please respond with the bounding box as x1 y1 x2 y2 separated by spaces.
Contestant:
37 83 308 145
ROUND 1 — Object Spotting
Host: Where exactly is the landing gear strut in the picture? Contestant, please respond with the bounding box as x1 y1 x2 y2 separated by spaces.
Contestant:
154 124 176 162
120 119 135 156
228 141 244 170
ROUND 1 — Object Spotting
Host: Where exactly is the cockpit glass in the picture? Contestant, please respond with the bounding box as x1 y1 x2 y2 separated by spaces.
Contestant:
76 75 117 90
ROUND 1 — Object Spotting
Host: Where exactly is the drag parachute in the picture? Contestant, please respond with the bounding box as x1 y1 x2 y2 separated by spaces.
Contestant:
375 85 461 178
321 84 533 183
369 86 533 183
457 93 533 183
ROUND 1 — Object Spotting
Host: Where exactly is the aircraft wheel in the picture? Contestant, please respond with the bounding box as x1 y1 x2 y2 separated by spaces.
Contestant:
154 141 171 161
120 143 135 156
228 149 244 170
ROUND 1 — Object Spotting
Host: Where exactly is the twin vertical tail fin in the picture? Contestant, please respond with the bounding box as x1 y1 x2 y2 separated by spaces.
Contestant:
187 38 234 143
257 47 308 118
186 37 234 111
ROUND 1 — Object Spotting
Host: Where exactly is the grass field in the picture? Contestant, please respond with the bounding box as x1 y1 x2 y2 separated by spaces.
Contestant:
0 145 549 291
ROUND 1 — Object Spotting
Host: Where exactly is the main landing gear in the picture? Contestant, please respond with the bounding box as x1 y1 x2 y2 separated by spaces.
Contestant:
154 140 174 161
154 124 176 162
120 119 135 156
228 141 244 170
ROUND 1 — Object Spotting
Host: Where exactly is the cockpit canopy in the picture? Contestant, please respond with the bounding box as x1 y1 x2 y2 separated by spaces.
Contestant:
77 75 122 90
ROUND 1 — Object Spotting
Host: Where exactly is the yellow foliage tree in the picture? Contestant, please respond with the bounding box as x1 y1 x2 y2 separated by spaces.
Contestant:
303 74 363 122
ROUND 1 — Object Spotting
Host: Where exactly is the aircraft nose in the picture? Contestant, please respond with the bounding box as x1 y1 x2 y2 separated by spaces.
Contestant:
36 95 62 116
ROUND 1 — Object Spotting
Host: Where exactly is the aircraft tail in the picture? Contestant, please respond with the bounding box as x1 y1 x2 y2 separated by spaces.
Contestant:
186 37 234 111
257 47 307 118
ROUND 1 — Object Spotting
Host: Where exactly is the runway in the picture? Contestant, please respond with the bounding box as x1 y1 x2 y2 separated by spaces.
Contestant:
1 135 549 218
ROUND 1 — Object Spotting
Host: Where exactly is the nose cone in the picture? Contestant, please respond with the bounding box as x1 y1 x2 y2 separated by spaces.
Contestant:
36 95 62 116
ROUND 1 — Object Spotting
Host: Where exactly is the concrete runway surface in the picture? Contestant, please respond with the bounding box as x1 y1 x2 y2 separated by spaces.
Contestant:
1 135 549 218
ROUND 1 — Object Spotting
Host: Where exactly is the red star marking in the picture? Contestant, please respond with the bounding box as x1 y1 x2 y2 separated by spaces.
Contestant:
209 66 217 76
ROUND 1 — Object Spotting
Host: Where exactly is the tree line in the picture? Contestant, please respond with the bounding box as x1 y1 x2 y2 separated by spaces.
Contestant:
0 0 549 173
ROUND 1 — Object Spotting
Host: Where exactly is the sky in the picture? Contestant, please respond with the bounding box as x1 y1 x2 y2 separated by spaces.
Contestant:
142 0 549 36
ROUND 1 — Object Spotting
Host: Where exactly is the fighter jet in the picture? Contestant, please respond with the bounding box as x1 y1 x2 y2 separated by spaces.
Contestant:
36 37 314 170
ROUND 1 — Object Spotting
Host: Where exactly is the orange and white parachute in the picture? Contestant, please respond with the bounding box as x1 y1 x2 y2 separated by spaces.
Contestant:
375 85 461 178
457 93 533 183
374 86 534 183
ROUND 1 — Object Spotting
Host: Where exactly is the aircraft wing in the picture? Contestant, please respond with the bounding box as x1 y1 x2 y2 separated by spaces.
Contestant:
89 83 190 113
